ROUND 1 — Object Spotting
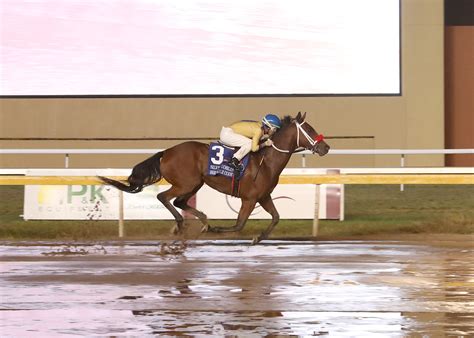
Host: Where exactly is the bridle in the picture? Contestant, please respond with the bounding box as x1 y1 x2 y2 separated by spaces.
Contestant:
271 121 324 154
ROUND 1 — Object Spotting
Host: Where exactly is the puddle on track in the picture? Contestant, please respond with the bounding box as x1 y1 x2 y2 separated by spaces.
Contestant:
1 240 473 336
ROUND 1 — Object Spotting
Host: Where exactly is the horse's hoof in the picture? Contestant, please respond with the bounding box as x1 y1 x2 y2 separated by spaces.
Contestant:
251 236 261 245
201 224 210 233
171 225 180 235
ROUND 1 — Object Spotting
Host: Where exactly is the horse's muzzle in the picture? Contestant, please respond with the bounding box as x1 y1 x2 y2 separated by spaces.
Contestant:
313 142 330 156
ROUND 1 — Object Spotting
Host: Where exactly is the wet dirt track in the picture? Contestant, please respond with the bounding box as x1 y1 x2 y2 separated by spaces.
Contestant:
1 239 473 337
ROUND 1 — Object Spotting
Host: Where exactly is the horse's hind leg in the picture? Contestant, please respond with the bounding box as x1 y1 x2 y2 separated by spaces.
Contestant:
252 194 280 245
157 186 188 234
173 183 209 227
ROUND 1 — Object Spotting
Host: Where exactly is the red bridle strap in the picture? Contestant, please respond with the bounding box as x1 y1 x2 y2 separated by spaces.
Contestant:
315 134 324 143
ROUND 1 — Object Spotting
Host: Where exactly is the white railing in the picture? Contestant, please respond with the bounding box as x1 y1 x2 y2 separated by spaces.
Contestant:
1 148 473 168
2 148 473 155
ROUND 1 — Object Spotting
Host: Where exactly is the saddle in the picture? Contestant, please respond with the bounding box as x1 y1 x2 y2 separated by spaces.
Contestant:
207 141 250 196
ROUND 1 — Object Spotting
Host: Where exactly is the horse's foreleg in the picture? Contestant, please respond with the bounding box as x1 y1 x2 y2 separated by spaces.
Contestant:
206 198 257 233
251 195 280 245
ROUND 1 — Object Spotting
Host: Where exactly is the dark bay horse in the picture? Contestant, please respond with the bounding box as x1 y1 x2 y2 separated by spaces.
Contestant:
99 112 330 244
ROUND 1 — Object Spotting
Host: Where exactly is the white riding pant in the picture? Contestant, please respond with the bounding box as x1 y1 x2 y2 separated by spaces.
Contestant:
219 127 252 161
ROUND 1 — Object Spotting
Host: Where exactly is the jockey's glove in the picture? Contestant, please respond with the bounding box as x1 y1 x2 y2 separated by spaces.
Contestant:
263 139 273 147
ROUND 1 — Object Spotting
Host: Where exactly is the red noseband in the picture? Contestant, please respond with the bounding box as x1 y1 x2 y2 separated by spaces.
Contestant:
315 134 324 143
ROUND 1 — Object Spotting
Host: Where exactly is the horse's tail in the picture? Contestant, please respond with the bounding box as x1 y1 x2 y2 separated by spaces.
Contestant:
98 151 164 194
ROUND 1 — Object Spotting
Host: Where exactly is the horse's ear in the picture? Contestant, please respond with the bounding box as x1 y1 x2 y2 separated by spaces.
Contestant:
295 111 306 123
296 111 302 121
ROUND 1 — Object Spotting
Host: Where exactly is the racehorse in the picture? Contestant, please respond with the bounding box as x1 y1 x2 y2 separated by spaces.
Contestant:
99 112 330 244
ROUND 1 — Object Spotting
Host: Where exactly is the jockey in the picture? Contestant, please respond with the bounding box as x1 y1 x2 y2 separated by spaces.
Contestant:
220 114 282 172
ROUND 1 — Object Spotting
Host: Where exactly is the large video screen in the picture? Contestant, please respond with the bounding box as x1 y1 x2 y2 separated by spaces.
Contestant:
0 0 400 96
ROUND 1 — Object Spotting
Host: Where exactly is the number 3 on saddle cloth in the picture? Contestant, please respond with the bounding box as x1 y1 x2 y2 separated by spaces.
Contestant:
207 142 250 181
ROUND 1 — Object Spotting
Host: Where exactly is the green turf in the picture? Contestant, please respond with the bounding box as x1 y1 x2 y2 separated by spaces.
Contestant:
0 185 473 240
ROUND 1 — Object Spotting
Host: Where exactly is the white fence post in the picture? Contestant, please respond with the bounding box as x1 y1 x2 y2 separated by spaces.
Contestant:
340 184 345 221
312 184 320 237
118 191 124 238
400 154 405 191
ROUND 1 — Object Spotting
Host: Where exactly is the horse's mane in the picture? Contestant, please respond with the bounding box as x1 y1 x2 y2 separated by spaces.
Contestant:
274 115 293 134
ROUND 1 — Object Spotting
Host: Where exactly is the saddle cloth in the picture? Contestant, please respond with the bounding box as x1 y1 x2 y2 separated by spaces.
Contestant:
207 142 250 180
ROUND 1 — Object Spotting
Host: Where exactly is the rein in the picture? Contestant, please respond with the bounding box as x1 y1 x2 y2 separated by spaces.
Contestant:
271 121 324 153
271 143 292 153
253 149 266 181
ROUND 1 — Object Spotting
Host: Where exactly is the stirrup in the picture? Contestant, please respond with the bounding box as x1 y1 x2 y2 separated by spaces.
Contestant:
229 158 243 172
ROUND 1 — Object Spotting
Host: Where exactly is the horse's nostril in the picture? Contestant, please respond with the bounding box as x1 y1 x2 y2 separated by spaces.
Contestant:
318 144 330 156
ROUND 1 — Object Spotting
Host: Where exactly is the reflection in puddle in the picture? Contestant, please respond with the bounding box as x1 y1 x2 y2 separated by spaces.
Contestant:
0 308 153 337
132 310 408 336
2 309 470 336
1 240 473 336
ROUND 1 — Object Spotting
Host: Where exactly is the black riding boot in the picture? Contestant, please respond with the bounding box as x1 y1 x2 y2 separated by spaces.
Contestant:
229 157 242 173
